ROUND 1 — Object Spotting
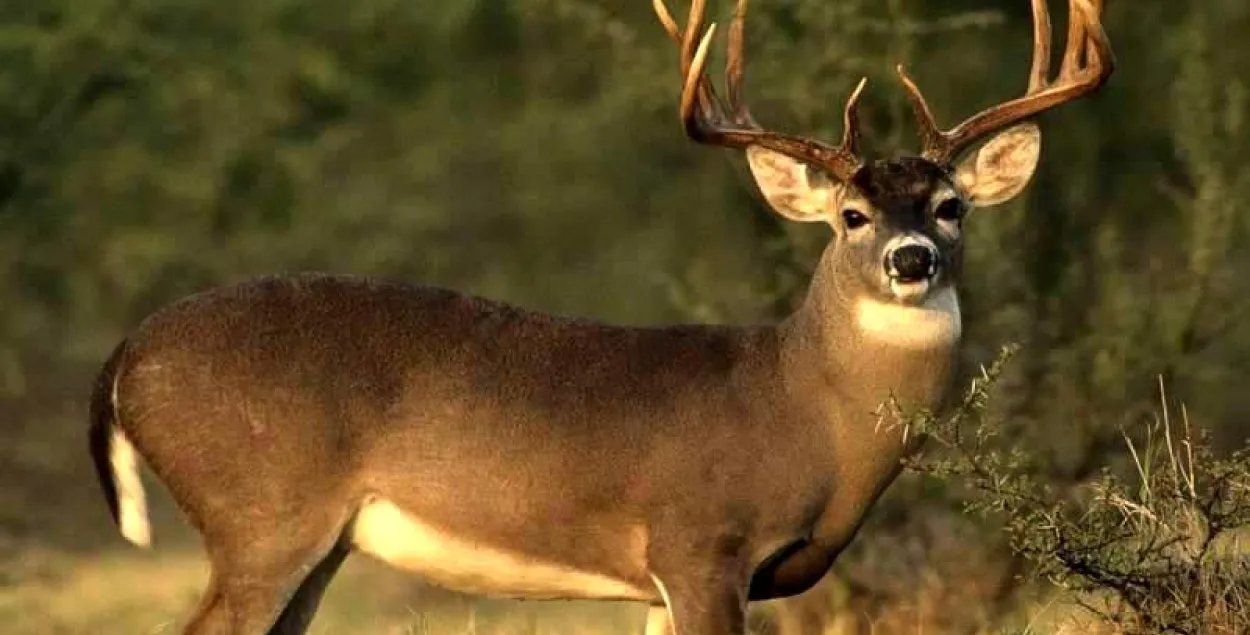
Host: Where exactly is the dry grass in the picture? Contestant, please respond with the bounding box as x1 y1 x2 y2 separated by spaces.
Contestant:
0 539 643 635
0 542 458 635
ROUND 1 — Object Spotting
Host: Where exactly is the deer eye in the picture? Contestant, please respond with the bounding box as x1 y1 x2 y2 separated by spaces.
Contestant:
934 198 965 222
842 209 870 230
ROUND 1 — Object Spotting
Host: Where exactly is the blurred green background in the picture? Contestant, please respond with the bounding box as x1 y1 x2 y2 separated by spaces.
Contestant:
1 0 1247 633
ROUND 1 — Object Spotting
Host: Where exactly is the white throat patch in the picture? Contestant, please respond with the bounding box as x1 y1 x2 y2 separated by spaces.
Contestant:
854 286 962 349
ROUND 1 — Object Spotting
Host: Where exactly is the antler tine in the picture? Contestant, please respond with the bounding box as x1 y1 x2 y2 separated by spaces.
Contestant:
1058 0 1085 78
841 77 867 156
680 24 721 128
653 0 731 120
896 65 943 161
900 0 1114 164
1068 0 1108 73
1027 0 1052 93
679 0 706 80
653 0 866 182
1082 0 1108 70
724 0 755 126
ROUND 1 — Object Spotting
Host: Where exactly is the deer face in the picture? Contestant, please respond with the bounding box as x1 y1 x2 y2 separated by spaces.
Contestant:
745 124 1041 305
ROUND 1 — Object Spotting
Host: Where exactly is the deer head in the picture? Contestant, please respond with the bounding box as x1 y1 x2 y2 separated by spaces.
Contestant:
653 0 1113 308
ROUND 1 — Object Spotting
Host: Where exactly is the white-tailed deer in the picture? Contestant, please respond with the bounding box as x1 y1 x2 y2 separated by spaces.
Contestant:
87 1 1112 633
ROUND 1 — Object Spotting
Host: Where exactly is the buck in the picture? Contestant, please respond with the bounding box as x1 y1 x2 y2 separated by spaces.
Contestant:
87 0 1112 633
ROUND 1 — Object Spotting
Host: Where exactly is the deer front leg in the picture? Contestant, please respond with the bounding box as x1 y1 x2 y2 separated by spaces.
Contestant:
644 546 750 635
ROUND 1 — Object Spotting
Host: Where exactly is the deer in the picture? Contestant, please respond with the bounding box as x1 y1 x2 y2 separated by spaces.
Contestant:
86 0 1112 633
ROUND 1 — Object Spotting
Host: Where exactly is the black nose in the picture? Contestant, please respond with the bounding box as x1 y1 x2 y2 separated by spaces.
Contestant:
888 245 937 281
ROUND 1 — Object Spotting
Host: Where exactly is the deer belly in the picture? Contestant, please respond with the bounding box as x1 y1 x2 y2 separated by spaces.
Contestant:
349 497 651 601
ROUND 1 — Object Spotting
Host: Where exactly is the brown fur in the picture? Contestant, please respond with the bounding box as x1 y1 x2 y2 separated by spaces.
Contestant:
89 92 1046 635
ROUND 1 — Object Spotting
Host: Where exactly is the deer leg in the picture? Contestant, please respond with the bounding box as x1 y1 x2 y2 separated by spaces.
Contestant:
180 515 352 635
266 537 352 634
181 573 306 635
181 576 230 635
181 550 341 635
646 547 750 635
646 571 749 635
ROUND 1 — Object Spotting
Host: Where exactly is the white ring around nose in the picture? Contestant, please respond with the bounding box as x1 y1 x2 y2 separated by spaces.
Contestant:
883 233 939 277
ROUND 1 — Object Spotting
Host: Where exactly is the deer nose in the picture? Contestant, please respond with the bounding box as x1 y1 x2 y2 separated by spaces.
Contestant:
887 244 938 282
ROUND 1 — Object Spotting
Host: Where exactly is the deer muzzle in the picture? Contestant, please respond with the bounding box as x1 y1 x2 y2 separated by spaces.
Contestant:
885 242 938 283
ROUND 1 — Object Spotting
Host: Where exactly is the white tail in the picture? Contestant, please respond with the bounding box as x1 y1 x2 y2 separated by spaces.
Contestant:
109 425 152 548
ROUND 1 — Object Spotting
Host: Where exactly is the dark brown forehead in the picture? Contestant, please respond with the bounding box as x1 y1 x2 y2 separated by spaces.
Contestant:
848 157 954 203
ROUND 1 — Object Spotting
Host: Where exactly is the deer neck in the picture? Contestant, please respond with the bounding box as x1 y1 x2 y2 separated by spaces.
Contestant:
776 254 962 483
767 256 962 546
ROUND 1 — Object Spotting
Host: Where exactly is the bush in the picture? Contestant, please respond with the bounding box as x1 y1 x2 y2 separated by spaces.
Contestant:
900 347 1250 635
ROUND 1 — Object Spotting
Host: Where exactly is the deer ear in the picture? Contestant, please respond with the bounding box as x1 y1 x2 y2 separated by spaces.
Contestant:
746 147 839 223
954 122 1041 207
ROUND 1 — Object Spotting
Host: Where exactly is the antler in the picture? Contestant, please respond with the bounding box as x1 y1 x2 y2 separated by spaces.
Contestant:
898 0 1115 164
652 0 867 182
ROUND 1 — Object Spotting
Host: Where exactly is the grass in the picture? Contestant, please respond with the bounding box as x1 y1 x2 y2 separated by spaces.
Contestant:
0 538 646 635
